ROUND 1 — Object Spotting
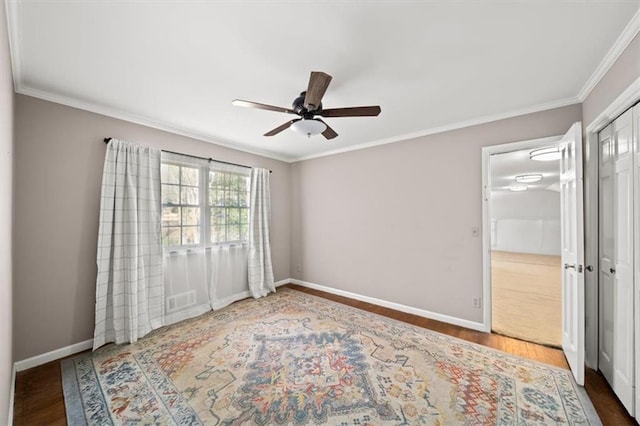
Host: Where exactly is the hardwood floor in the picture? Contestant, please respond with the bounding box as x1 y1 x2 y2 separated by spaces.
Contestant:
13 283 636 425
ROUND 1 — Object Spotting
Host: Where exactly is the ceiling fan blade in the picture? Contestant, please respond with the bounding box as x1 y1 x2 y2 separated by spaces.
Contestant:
319 106 381 117
304 71 332 110
318 119 338 140
232 99 296 115
264 119 300 137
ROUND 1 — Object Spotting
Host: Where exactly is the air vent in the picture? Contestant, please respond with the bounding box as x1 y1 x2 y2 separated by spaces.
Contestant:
166 290 196 313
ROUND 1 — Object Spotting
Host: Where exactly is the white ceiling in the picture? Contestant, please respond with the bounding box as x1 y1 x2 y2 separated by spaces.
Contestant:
7 1 640 162
490 145 561 193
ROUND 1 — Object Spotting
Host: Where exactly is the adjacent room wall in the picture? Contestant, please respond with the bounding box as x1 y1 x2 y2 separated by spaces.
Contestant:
0 0 13 422
13 95 291 361
290 104 581 323
490 190 561 255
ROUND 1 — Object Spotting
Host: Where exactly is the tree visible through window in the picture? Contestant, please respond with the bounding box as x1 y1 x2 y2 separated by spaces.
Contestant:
161 161 250 248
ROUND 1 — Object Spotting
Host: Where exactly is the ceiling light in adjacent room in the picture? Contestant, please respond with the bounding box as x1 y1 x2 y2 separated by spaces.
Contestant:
515 174 543 183
290 119 326 137
529 146 561 161
509 184 528 192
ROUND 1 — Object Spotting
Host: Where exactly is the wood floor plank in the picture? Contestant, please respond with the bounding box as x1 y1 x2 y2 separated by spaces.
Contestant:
12 283 635 425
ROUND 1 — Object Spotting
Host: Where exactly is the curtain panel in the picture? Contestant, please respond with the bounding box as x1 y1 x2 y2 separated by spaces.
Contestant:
93 139 164 350
248 168 275 298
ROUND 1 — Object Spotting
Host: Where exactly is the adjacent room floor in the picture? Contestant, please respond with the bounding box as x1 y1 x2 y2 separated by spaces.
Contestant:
491 250 562 347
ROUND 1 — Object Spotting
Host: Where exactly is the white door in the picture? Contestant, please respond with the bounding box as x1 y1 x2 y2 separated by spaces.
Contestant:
560 122 585 385
599 108 635 414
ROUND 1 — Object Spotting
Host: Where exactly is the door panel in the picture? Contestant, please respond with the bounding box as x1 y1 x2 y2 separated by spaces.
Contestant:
599 125 614 380
560 122 585 385
599 108 635 415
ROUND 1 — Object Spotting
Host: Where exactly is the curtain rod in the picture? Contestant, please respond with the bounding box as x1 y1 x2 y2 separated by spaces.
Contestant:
103 137 271 173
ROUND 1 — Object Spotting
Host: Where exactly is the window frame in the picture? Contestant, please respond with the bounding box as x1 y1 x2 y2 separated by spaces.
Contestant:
161 159 251 250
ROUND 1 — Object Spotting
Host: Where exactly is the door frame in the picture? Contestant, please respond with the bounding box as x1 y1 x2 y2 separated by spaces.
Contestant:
481 135 563 333
584 76 640 371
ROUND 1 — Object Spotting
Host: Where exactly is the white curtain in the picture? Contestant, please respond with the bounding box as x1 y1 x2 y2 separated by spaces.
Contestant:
163 248 210 325
93 139 164 350
208 244 249 309
248 168 275 298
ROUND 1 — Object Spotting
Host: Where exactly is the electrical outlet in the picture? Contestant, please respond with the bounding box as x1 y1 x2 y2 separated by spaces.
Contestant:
296 264 302 273
472 297 481 308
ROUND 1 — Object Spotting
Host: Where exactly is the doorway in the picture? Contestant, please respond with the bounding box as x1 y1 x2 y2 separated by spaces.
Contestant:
488 144 563 347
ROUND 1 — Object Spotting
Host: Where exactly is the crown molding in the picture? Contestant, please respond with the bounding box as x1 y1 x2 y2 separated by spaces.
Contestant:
292 97 580 162
16 85 293 163
6 0 22 91
578 7 640 102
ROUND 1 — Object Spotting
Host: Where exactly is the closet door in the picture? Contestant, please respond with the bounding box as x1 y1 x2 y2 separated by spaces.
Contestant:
634 104 640 416
599 123 615 383
599 109 635 414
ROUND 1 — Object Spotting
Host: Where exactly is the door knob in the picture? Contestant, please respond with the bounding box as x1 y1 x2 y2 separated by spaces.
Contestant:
585 265 594 272
610 267 616 274
564 263 576 270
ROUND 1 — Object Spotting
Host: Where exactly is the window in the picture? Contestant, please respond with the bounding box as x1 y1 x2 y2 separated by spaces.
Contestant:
161 158 250 248
209 171 250 243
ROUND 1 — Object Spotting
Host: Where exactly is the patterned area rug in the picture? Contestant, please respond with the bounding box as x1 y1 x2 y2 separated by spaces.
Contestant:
62 288 600 425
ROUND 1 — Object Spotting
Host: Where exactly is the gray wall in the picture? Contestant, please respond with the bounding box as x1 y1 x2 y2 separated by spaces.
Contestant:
0 0 13 422
13 95 291 360
290 104 582 323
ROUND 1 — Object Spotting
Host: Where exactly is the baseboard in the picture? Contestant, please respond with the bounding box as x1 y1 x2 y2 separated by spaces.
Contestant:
14 339 94 373
7 363 16 425
289 279 486 333
274 278 289 287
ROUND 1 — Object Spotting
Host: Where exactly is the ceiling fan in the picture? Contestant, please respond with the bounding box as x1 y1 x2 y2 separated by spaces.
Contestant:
232 71 381 140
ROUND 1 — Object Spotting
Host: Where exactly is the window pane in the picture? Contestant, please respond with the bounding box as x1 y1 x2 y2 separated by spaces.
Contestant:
228 208 240 225
240 208 249 224
211 225 226 243
239 191 249 207
162 184 179 205
225 190 238 206
162 164 180 184
182 226 200 245
162 207 180 226
181 167 199 186
182 207 200 226
228 225 240 241
211 207 225 225
181 186 199 205
210 189 224 206
209 171 225 188
162 227 180 247
240 223 248 241
238 176 249 193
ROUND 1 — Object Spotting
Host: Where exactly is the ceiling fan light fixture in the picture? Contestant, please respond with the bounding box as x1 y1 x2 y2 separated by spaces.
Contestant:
515 173 543 183
290 118 326 137
529 146 561 161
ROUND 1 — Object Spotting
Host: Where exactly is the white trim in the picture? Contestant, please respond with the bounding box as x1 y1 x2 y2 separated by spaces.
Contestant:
5 0 22 91
13 339 93 372
481 135 564 337
583 75 640 370
274 278 289 287
15 86 293 163
7 363 16 426
294 98 580 162
578 8 640 102
289 279 486 332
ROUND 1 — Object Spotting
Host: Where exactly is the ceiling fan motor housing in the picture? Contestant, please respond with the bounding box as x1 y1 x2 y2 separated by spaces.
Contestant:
293 91 322 117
